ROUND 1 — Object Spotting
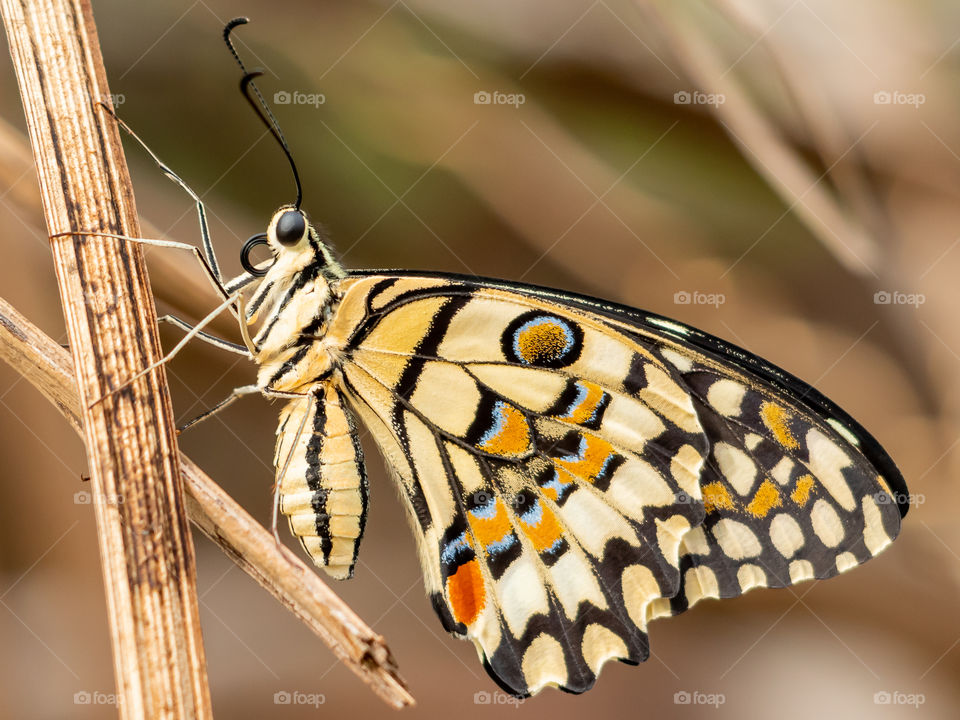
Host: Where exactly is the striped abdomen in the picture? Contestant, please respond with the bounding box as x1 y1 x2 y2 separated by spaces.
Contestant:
274 382 368 579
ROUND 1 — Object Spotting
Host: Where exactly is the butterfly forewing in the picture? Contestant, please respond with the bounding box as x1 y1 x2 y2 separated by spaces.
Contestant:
640 347 902 618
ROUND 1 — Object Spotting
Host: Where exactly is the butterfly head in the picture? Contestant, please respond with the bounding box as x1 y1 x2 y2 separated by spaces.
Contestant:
241 205 344 330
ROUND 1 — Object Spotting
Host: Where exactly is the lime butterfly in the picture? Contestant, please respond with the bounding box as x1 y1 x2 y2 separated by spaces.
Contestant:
122 18 909 698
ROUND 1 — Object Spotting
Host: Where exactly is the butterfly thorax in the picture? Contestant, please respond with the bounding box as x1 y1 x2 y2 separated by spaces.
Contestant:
243 211 346 393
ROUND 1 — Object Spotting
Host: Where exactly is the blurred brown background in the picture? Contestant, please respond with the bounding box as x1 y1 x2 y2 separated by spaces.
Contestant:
0 0 954 717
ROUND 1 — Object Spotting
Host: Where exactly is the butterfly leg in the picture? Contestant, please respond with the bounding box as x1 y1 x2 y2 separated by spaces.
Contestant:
176 383 260 432
158 314 250 356
100 102 225 286
88 290 242 409
48 230 257 315
176 384 306 433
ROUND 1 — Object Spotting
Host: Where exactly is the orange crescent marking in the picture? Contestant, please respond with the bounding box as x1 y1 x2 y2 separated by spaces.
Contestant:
560 381 604 424
519 503 564 553
468 499 514 549
555 435 615 483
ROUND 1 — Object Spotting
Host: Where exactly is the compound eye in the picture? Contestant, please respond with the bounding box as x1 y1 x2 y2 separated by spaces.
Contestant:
275 209 306 246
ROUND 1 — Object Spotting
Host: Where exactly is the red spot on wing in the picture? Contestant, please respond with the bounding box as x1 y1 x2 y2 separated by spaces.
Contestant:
447 559 485 626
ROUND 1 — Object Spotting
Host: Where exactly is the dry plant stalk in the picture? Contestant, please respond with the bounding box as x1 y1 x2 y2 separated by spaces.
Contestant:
2 0 212 717
0 295 414 708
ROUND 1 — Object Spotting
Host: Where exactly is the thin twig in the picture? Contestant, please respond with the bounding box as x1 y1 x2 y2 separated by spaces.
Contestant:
2 1 212 717
0 295 414 709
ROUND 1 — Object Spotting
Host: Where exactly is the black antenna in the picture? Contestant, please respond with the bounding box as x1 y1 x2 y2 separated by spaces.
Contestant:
224 17 303 210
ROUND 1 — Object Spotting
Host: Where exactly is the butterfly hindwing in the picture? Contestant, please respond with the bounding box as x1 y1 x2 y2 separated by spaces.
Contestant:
304 271 905 696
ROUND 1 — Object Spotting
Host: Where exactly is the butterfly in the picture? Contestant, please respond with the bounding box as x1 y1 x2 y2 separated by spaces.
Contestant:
138 18 910 699
249 211 906 696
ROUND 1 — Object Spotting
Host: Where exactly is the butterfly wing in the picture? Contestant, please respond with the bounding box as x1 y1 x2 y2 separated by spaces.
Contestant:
325 271 906 696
